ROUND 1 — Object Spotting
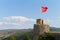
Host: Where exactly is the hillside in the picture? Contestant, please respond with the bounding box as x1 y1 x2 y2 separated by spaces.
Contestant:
0 29 32 34
50 27 60 31
0 27 60 34
0 27 60 40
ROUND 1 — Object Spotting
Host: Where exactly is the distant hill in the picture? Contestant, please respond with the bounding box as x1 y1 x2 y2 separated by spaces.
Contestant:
50 27 60 31
2 29 33 40
0 27 60 34
0 29 33 34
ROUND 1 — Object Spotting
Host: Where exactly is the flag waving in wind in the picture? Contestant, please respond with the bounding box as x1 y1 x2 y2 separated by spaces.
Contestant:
41 6 48 13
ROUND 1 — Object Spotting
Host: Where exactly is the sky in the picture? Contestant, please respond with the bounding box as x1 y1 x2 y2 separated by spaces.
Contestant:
0 0 60 30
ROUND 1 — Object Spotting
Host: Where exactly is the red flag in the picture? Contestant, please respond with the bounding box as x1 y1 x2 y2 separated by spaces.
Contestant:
41 6 48 13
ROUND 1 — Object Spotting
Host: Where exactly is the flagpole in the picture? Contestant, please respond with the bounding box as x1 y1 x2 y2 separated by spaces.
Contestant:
40 6 48 20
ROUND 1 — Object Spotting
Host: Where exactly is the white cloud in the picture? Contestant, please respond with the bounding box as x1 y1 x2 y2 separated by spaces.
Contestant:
0 16 35 30
3 16 35 22
1 16 60 29
45 18 60 27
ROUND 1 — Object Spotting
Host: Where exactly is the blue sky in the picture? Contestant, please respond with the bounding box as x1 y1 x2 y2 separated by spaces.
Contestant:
0 0 60 30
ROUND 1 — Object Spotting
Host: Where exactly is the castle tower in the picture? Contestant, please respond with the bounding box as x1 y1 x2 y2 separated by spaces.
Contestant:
36 19 44 24
33 19 50 40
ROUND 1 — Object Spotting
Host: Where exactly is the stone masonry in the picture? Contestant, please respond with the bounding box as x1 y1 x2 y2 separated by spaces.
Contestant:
33 19 50 40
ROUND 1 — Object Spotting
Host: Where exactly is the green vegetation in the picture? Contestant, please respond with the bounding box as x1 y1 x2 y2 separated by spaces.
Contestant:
38 35 43 40
11 36 16 40
38 33 55 40
23 32 31 40
2 31 56 40
2 31 33 40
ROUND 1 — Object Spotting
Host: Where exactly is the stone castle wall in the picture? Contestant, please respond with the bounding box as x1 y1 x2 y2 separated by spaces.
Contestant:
33 19 50 40
33 18 60 40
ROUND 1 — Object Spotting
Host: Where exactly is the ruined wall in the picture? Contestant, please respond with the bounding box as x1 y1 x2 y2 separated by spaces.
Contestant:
33 18 60 40
33 19 50 40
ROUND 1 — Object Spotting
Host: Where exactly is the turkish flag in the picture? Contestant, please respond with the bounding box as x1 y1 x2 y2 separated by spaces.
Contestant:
41 6 48 13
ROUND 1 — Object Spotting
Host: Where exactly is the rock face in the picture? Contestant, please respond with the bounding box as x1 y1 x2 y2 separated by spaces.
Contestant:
33 19 50 40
